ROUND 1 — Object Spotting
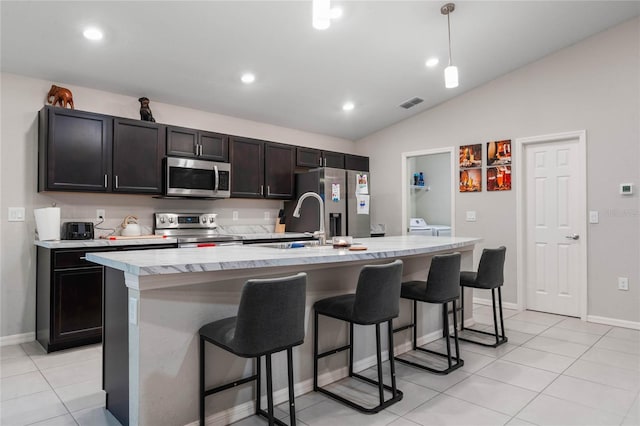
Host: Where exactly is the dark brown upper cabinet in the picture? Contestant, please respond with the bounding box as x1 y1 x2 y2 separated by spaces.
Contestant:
344 154 370 171
230 136 264 198
295 147 345 169
166 126 228 162
39 106 112 192
112 118 165 194
264 142 295 199
230 137 295 199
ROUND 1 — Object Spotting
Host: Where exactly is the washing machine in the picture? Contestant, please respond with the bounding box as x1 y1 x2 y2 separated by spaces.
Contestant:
409 218 451 237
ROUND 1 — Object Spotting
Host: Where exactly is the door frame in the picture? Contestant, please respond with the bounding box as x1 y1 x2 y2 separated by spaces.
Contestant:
401 147 456 236
515 130 588 319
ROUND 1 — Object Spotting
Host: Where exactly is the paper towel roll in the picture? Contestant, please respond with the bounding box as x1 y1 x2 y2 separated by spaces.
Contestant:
34 207 61 241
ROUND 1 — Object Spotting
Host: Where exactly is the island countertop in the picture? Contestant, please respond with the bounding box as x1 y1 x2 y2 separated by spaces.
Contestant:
86 235 481 277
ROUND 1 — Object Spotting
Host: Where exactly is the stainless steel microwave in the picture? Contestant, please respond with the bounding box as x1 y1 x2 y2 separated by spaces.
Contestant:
165 157 231 198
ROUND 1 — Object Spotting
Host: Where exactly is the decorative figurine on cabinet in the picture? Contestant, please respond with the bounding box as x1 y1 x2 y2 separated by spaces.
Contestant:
138 97 156 122
47 84 74 109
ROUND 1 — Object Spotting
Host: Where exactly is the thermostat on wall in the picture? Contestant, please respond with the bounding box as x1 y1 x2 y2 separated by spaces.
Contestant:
620 183 633 195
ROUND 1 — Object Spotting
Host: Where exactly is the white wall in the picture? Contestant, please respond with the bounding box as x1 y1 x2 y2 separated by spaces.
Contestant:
357 18 640 323
0 73 355 338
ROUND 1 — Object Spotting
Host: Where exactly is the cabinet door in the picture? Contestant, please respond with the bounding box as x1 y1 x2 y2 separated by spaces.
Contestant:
323 151 345 169
344 154 369 171
199 131 229 162
230 137 264 198
265 143 295 199
42 107 111 191
296 147 322 168
52 267 103 344
166 126 198 158
113 119 165 193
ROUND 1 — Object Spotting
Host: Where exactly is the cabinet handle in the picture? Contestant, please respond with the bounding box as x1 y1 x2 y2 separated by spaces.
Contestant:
115 175 119 189
213 165 219 191
104 175 108 188
260 185 263 195
319 157 322 166
324 158 327 167
80 256 87 260
267 186 271 196
198 144 203 156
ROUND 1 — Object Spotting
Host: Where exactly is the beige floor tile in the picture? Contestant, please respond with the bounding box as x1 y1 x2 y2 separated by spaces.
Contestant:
580 347 640 372
297 399 399 426
386 379 438 417
476 359 559 392
28 413 79 426
543 375 637 416
0 356 38 379
500 347 575 374
607 327 640 342
395 361 472 392
594 335 640 355
522 335 590 358
0 390 68 426
503 319 550 335
30 346 101 371
444 375 537 416
386 418 421 426
21 341 47 356
54 379 105 413
505 418 536 426
508 311 565 326
0 344 28 360
40 358 101 389
71 406 122 426
518 394 623 426
404 393 510 426
539 326 602 346
554 318 612 335
563 359 640 392
0 370 51 401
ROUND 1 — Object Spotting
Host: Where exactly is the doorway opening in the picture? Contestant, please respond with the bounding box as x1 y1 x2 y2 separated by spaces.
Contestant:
515 130 587 319
401 147 456 236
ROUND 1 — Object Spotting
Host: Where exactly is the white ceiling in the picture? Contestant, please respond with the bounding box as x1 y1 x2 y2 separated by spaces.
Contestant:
1 1 638 140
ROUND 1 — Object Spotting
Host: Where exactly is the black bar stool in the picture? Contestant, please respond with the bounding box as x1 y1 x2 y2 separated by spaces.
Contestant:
460 246 508 347
199 273 307 426
393 253 463 374
313 260 404 414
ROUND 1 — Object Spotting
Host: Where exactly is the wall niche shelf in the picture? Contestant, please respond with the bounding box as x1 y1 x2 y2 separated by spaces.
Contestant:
410 185 430 191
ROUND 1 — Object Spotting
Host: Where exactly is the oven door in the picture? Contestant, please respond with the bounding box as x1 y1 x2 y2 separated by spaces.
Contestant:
166 157 229 198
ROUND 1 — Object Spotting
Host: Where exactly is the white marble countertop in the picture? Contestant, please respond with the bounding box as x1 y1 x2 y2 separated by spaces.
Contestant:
33 237 179 249
86 235 481 277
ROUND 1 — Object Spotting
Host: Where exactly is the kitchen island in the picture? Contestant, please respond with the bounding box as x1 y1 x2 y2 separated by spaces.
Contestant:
87 235 480 426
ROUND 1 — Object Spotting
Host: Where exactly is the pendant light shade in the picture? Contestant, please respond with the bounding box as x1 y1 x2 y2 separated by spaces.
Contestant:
444 65 458 89
313 0 331 30
441 3 459 89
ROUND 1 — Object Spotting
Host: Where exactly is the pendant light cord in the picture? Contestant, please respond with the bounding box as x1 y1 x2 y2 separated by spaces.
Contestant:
447 11 453 66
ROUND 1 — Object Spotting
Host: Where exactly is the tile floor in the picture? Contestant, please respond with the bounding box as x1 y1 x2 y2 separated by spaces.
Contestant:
1 305 638 426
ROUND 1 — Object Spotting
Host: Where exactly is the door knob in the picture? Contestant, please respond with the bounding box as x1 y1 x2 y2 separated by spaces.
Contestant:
565 234 580 240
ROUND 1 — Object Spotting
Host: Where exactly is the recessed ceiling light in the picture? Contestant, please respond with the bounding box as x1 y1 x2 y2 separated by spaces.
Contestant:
241 73 256 84
83 27 103 41
425 57 439 67
342 102 355 111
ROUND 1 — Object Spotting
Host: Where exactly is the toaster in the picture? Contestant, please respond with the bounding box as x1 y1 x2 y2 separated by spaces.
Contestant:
63 222 94 240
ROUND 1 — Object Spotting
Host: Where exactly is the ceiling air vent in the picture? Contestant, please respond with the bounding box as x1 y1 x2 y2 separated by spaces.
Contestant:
400 97 424 109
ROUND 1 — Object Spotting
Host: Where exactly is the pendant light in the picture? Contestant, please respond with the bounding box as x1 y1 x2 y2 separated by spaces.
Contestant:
441 3 459 88
313 0 331 30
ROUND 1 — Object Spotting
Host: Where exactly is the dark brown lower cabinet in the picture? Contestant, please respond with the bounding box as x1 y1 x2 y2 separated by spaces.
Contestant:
36 244 176 352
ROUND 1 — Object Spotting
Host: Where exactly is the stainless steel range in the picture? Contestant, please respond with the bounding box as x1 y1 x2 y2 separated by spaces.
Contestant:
154 212 241 247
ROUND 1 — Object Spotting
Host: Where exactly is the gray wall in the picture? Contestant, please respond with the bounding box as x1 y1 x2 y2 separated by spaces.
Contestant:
0 73 355 339
357 18 640 322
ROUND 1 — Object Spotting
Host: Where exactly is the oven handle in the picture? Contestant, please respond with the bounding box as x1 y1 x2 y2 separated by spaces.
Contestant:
214 165 219 192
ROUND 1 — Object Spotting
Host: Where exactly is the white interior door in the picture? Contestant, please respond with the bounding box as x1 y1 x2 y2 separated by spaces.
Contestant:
524 135 586 317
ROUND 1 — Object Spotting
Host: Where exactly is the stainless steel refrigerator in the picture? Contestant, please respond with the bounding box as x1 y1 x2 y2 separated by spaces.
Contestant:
284 167 371 238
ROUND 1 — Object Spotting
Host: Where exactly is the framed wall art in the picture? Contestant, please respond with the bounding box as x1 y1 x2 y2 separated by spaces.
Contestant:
487 166 511 191
460 168 482 192
487 139 511 166
459 144 482 169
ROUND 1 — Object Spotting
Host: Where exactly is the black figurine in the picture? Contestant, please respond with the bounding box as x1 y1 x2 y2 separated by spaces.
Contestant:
138 97 156 122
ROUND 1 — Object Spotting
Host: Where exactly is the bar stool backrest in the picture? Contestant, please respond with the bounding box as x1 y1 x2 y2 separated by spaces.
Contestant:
475 246 506 289
425 253 462 302
234 273 307 355
353 260 403 324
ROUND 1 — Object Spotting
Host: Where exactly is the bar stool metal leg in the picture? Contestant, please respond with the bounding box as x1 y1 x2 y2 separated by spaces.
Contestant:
255 357 261 415
287 348 296 426
387 320 398 399
199 336 205 426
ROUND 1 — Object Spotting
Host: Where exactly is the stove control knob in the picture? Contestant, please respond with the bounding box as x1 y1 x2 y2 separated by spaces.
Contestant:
160 216 165 223
201 217 207 224
168 217 174 223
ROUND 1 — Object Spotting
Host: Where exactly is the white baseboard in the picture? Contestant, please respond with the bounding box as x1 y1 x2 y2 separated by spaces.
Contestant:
587 315 640 330
0 332 35 347
473 297 520 311
191 327 450 426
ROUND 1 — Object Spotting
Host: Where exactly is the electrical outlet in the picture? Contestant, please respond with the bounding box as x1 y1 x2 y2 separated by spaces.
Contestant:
618 277 629 291
232 211 239 221
589 211 599 224
466 211 477 222
96 209 106 220
264 211 270 221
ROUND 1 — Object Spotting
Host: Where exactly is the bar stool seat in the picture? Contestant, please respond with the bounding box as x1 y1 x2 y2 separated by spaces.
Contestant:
393 253 463 375
199 273 307 426
313 260 404 414
460 246 508 348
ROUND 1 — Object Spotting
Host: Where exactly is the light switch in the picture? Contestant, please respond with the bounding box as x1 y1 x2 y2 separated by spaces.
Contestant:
589 211 599 224
8 207 25 222
466 211 477 222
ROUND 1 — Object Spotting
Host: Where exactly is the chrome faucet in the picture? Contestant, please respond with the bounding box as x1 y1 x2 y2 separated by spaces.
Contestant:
293 192 326 245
